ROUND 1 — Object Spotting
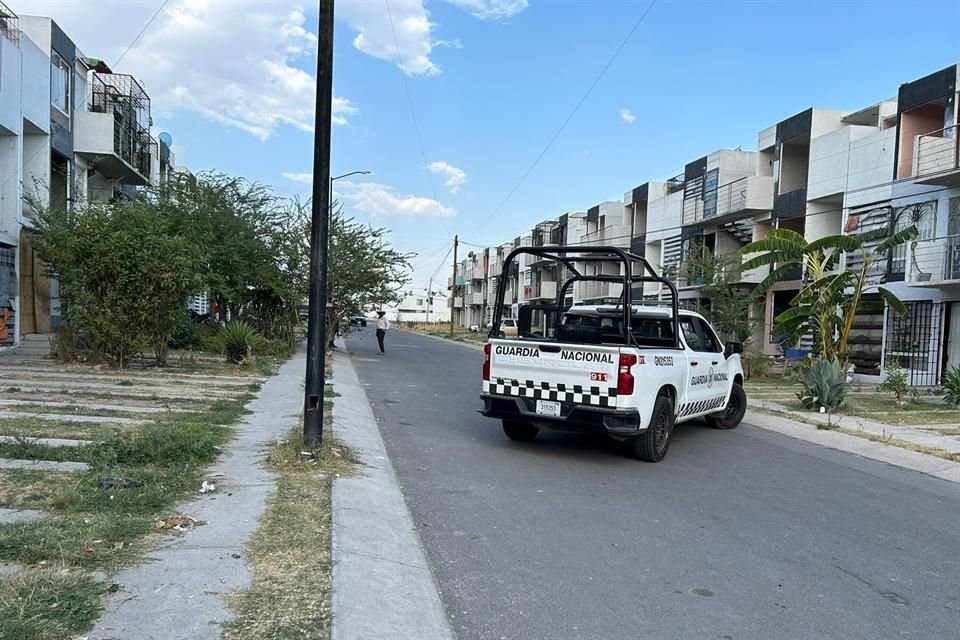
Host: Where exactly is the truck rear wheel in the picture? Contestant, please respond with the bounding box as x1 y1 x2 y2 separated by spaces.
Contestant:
627 395 674 462
706 383 746 430
502 420 539 442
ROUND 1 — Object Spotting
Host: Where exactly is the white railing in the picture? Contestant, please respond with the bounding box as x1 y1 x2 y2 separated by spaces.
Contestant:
909 235 960 284
467 292 485 306
682 175 774 225
915 125 959 178
523 280 557 300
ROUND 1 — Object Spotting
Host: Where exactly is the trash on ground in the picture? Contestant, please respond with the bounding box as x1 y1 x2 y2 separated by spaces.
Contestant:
199 480 217 494
155 514 204 531
98 477 142 489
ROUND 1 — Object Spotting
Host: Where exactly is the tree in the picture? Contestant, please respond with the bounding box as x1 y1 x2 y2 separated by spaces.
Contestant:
32 200 200 368
675 249 758 343
311 205 412 345
741 226 917 364
152 172 305 343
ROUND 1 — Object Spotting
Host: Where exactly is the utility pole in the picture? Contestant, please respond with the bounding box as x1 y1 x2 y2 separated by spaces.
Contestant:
427 277 433 323
449 235 458 336
303 0 334 450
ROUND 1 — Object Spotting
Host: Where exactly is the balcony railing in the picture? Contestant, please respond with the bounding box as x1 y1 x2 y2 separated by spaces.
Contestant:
915 125 960 186
908 235 960 285
0 1 19 45
578 281 623 301
682 176 774 226
466 292 485 306
523 281 557 300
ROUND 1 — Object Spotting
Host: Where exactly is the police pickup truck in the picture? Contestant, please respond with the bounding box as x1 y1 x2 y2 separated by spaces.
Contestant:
480 246 745 463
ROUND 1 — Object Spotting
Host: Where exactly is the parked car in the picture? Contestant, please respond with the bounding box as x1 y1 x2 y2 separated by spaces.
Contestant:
500 318 518 337
349 315 367 327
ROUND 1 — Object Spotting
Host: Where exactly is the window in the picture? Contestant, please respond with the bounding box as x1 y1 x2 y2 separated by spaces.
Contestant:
679 318 702 350
695 318 721 353
51 52 71 114
891 201 936 275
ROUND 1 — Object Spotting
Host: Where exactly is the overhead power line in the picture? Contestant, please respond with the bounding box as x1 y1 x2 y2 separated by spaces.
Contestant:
115 0 170 68
470 0 658 233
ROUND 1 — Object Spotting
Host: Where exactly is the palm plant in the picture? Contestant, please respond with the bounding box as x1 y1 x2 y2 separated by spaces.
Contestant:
741 226 918 365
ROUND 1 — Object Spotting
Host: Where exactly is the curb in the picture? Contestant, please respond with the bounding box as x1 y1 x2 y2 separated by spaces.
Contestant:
398 328 485 351
745 408 960 486
330 351 455 640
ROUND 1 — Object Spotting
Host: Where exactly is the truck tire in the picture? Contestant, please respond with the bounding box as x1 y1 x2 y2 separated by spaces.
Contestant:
503 420 539 442
706 383 746 430
627 395 674 462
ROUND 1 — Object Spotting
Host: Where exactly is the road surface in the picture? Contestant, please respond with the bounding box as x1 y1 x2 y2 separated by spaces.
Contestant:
346 328 960 640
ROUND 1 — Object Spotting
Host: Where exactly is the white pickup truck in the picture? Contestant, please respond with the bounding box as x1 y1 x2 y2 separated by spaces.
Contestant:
480 246 746 462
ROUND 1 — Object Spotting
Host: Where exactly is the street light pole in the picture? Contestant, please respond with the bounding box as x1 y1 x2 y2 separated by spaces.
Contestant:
303 0 335 450
330 170 371 212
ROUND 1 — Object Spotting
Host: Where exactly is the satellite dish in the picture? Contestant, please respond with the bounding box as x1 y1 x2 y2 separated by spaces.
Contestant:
158 132 173 147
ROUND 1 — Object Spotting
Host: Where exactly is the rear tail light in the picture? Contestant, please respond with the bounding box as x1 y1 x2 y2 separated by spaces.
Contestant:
617 353 637 395
483 343 492 381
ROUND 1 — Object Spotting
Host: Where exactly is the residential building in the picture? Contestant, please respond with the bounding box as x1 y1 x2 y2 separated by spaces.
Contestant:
386 290 450 324
0 6 176 351
461 61 959 387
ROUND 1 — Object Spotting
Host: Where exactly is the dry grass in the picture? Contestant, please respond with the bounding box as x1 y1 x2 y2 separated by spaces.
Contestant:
222 416 357 640
0 569 103 640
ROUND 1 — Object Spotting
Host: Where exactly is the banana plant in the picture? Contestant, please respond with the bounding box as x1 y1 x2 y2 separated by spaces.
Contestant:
741 225 918 366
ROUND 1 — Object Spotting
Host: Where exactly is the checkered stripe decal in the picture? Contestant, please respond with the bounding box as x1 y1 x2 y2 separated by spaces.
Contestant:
678 394 727 418
483 378 618 408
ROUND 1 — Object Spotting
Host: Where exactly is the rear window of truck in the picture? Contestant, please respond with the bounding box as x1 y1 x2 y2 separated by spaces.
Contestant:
556 314 675 347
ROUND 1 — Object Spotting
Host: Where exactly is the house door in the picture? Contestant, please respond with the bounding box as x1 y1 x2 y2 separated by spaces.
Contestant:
19 236 37 335
946 303 960 375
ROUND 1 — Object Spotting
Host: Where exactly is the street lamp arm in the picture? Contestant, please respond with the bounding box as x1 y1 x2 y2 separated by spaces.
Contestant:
332 170 371 182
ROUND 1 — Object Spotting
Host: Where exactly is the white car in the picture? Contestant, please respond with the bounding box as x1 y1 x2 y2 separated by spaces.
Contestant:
480 246 745 463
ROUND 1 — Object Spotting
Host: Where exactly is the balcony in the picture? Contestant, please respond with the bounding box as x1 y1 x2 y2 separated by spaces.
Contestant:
578 281 622 301
468 267 484 282
448 296 464 309
74 73 153 185
682 176 774 226
907 235 960 286
466 292 485 306
914 125 960 187
523 281 557 301
447 274 465 288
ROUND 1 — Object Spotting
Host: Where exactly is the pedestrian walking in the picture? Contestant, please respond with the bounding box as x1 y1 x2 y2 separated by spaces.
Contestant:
376 311 390 355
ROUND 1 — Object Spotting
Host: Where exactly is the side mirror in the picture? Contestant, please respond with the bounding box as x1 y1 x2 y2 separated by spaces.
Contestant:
724 342 743 359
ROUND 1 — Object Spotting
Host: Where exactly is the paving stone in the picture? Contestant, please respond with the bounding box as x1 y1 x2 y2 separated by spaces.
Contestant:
0 399 188 414
0 458 89 472
0 411 145 425
0 435 94 448
3 380 241 400
0 507 46 525
2 369 259 387
0 562 28 576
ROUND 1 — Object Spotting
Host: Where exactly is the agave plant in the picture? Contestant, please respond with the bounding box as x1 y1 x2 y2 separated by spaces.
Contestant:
942 366 960 408
220 321 260 364
797 358 847 414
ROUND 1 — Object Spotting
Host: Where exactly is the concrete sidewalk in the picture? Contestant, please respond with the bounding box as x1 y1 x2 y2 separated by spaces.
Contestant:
87 349 305 640
746 403 960 486
330 350 455 640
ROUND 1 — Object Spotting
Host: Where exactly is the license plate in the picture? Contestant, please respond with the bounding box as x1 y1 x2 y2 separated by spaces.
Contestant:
536 400 561 417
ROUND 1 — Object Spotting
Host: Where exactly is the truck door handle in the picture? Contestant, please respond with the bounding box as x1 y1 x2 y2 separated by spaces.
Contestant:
540 344 561 353
712 361 719 366
690 361 699 367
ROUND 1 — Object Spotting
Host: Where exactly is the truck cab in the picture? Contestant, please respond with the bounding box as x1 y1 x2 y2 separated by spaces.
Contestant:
480 246 745 462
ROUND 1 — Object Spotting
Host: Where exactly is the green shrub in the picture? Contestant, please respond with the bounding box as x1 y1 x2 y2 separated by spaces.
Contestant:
221 321 259 363
797 358 847 413
253 337 293 359
743 350 770 379
878 360 909 404
942 366 960 407
168 310 203 351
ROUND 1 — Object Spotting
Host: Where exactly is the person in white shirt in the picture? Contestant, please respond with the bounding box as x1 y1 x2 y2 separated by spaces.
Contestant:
375 311 390 355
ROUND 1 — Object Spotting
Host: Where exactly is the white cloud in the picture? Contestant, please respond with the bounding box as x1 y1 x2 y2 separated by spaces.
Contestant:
445 0 529 20
11 0 356 139
427 161 468 193
283 172 313 184
619 108 636 124
338 181 454 218
337 0 440 76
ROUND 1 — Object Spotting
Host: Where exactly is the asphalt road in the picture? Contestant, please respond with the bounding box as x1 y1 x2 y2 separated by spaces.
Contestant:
346 328 960 640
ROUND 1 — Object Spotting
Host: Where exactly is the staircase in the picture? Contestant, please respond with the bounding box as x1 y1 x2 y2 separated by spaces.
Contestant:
15 334 53 358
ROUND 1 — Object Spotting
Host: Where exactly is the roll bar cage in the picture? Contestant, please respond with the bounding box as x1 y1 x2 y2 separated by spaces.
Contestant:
487 245 680 349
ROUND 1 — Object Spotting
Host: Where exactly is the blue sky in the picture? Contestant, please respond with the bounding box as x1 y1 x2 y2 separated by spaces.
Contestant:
12 0 960 289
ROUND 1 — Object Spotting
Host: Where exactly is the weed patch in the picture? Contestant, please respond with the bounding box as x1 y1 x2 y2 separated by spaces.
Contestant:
0 571 103 640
